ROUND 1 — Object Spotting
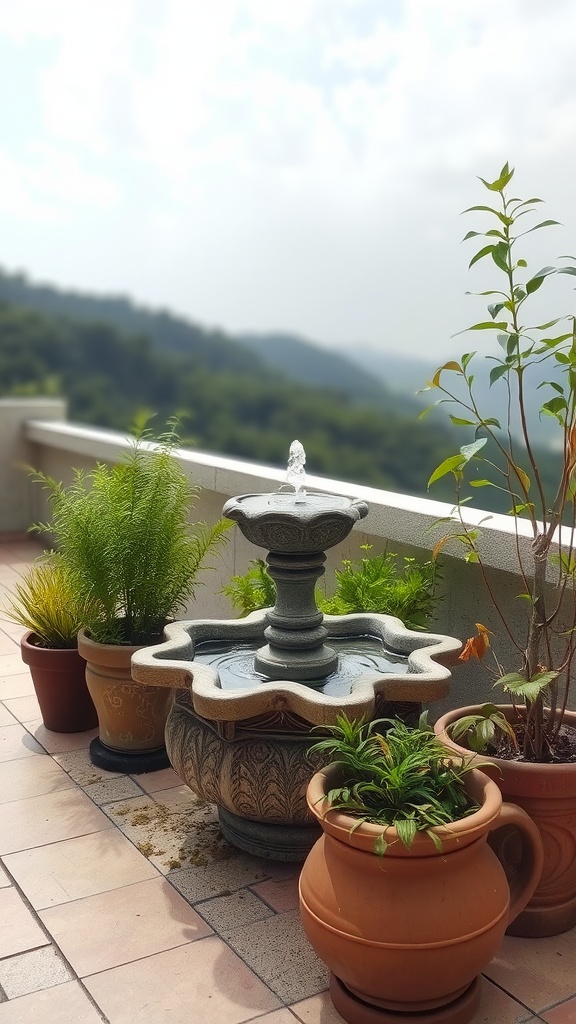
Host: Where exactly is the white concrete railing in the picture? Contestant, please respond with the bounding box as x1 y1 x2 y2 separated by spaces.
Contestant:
2 399 571 716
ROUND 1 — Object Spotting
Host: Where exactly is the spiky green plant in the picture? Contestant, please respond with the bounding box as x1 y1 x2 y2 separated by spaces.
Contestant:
223 546 438 629
2 551 97 648
32 424 231 645
311 713 479 853
318 547 438 628
222 559 276 616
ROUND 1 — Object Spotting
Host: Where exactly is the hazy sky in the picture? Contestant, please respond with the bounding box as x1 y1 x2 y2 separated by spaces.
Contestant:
1 0 576 359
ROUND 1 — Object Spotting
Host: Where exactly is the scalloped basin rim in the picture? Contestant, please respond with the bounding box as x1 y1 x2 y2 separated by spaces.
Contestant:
131 613 462 726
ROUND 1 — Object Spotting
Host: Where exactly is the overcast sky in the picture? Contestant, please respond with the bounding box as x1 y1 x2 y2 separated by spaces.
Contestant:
1 0 576 360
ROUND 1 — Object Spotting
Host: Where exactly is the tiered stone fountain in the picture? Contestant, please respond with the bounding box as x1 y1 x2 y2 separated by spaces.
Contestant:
132 443 461 860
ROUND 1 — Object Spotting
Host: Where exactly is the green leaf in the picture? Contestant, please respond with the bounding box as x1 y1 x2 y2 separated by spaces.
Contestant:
515 467 531 493
431 361 463 386
465 551 480 563
427 455 466 488
461 351 476 371
469 479 496 487
479 166 514 191
488 302 506 319
490 364 509 386
491 242 510 272
468 321 509 332
526 266 557 294
460 438 488 462
520 219 561 236
469 245 495 269
449 416 476 426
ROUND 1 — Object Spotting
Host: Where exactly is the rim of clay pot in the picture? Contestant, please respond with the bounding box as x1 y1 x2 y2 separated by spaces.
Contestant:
306 762 501 857
77 627 143 665
20 630 78 656
435 705 576 796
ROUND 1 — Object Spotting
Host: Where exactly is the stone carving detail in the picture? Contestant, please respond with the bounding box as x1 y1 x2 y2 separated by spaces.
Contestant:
166 702 323 825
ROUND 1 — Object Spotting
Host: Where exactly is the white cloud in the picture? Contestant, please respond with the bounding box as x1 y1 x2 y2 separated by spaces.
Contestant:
1 0 576 354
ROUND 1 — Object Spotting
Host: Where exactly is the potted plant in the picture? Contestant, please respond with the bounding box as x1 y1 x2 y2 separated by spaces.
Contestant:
299 713 543 1024
426 163 576 936
2 551 98 732
33 422 230 771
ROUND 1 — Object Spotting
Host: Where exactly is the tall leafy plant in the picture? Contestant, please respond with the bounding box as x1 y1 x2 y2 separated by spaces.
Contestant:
33 424 230 645
426 164 576 762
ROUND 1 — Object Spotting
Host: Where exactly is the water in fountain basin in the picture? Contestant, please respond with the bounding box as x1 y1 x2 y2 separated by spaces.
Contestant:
192 635 408 697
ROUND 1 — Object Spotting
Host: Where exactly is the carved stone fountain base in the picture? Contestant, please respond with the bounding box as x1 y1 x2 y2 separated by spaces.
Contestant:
165 688 422 861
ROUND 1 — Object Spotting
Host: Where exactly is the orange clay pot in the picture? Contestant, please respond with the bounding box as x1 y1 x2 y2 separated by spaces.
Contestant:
299 764 543 1024
435 705 576 938
78 629 172 753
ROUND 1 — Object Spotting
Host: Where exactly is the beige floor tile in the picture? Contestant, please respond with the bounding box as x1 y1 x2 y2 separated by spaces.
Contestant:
0 863 11 886
251 1013 302 1024
290 978 536 1024
2 694 41 724
132 766 182 792
0 980 104 1023
224 908 329 1003
169 852 273 903
0 702 16 727
25 721 98 753
84 935 281 1024
0 622 27 640
251 876 300 913
0 887 49 958
0 786 113 855
0 651 27 677
0 633 19 655
0 945 73 998
196 889 274 939
0 723 44 763
485 931 576 1013
4 829 159 909
0 754 75 804
0 673 34 700
39 876 213 976
104 790 229 874
542 995 576 1022
53 747 123 785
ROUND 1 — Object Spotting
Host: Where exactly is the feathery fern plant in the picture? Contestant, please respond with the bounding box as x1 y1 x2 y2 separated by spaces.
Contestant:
32 423 231 645
2 551 98 648
311 713 479 853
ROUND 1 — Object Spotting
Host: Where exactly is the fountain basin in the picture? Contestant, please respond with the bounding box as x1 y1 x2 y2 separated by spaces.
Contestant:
132 612 462 859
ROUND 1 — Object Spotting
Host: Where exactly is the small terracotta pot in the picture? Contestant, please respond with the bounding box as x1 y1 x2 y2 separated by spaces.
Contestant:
20 632 98 733
299 764 543 1024
435 704 576 938
78 629 172 753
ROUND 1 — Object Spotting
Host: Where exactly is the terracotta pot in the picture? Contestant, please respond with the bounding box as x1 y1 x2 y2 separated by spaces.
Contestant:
20 631 98 733
299 764 543 1024
435 704 576 938
78 629 172 753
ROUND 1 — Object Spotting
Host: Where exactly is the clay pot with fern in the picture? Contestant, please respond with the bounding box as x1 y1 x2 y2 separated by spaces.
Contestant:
33 424 230 771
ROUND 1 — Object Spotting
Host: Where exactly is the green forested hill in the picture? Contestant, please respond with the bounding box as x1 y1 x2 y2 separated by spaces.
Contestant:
0 298 456 497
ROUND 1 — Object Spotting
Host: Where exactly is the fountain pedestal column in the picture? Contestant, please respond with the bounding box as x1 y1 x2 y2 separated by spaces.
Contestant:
256 550 337 681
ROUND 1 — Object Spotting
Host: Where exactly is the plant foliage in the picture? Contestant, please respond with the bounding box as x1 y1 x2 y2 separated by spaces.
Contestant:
310 712 479 853
32 423 231 645
1 551 97 648
223 546 438 629
426 164 576 761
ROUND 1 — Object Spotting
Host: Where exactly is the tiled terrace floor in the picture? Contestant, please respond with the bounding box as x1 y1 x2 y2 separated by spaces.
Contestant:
1 538 576 1024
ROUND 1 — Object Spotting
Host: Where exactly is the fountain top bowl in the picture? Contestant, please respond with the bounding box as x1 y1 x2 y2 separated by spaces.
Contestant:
222 491 369 553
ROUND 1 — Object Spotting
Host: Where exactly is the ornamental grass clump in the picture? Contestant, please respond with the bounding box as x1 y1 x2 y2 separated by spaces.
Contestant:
310 712 478 853
2 551 97 648
426 163 576 763
33 423 230 646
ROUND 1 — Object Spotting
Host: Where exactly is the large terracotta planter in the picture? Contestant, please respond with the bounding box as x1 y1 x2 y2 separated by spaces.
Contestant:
299 764 543 1024
20 631 98 733
78 629 172 772
435 705 576 938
